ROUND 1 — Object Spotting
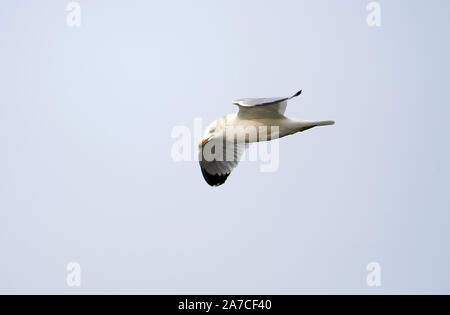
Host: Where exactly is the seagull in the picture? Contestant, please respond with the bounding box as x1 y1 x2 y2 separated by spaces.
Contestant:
199 90 334 186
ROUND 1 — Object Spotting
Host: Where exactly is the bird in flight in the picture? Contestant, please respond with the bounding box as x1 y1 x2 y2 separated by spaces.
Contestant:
199 90 334 186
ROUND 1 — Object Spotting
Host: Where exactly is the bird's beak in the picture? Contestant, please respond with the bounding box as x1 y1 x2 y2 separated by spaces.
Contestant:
201 138 210 147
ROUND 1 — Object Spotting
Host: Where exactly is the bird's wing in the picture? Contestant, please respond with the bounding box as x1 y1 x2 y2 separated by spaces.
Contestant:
232 90 302 119
199 140 247 187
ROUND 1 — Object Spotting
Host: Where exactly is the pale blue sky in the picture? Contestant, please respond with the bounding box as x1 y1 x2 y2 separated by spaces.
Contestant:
0 0 449 294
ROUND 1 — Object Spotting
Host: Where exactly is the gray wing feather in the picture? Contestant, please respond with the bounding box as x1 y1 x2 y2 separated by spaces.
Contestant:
232 90 302 118
199 141 247 187
232 97 289 107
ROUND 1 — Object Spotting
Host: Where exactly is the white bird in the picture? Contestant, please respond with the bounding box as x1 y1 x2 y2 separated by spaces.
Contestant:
199 90 334 186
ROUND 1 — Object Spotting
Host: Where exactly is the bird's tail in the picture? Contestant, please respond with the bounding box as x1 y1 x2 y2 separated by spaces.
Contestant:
312 120 335 126
299 120 335 132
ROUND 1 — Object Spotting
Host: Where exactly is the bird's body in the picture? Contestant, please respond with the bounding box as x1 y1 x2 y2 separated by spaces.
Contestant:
199 90 334 186
209 114 333 142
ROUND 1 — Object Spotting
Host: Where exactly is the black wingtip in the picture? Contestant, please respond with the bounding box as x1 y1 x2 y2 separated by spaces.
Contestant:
292 90 302 98
200 167 230 187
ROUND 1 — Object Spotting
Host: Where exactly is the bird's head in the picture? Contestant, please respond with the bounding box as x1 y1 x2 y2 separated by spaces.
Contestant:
200 121 219 148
